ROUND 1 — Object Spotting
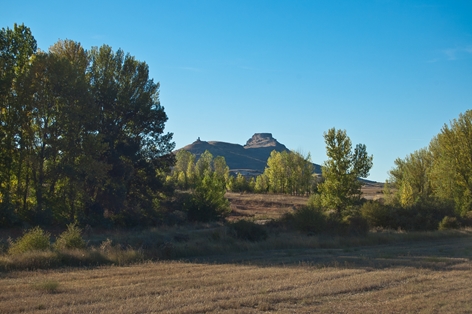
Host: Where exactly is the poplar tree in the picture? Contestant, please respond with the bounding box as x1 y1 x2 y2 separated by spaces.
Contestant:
318 128 373 214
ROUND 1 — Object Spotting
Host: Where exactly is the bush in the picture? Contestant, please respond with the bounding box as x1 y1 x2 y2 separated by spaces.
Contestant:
343 215 369 236
8 226 51 255
54 223 86 250
186 173 230 222
230 220 268 242
460 211 472 227
292 207 325 233
307 193 322 209
360 201 394 229
395 199 455 231
438 216 460 230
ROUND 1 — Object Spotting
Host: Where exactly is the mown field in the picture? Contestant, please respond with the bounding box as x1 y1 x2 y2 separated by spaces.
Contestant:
1 234 472 313
2 188 472 313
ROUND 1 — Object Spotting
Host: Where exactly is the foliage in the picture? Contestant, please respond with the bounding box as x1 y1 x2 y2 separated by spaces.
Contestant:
171 150 232 192
186 173 230 222
390 148 433 207
438 216 460 230
360 201 395 229
307 193 322 209
292 207 326 233
342 215 370 236
229 173 254 193
390 110 472 217
54 223 86 250
361 198 456 231
8 226 50 254
230 220 268 242
429 110 472 215
318 128 373 214
260 150 315 195
0 24 174 228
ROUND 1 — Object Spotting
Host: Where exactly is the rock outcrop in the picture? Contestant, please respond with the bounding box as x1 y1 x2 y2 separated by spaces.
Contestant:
176 133 321 175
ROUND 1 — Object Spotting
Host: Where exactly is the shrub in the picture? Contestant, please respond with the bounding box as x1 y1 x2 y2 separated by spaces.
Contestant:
186 173 230 222
360 201 394 229
307 193 322 209
343 215 370 236
8 227 51 255
438 216 460 230
230 220 268 242
54 223 86 250
396 199 456 231
292 207 325 233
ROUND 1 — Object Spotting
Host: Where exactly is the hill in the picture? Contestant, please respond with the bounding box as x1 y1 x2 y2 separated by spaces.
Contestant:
176 133 322 176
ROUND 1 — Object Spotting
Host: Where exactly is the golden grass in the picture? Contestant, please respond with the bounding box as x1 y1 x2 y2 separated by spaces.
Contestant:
0 238 472 313
2 235 472 313
225 186 384 222
226 192 309 221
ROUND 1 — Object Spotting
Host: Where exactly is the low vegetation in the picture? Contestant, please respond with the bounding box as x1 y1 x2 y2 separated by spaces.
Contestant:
2 234 472 313
1 192 471 273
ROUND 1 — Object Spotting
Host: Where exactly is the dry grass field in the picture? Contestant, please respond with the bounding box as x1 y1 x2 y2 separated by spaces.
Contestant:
226 192 309 222
226 183 384 222
3 188 471 313
2 234 472 313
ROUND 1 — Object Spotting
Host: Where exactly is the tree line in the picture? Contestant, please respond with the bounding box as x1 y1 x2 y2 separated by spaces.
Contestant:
4 23 469 233
385 110 472 226
0 24 174 227
169 149 317 195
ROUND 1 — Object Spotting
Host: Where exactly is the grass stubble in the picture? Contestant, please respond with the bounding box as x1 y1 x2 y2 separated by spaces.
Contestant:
2 190 472 313
1 235 472 313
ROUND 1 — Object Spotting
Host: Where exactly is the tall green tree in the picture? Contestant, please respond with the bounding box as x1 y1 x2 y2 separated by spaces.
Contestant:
172 150 195 189
0 25 175 227
262 150 315 195
389 148 433 207
429 110 472 215
87 44 174 225
0 23 37 225
195 150 213 178
318 128 373 214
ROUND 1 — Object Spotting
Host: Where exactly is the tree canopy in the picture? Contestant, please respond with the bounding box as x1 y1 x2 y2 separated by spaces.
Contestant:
318 128 373 214
391 110 472 216
0 24 174 227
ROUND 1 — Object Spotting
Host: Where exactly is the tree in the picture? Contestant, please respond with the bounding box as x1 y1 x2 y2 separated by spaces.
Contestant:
262 150 315 195
0 25 175 227
87 44 175 225
173 150 195 189
213 155 230 186
186 172 230 222
429 110 472 215
389 148 433 207
0 23 37 226
318 128 373 214
195 150 213 178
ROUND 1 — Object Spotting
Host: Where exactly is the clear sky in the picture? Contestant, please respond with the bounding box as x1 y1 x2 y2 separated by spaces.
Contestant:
2 0 472 182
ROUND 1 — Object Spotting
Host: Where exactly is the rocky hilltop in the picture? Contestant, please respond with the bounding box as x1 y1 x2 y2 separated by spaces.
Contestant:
176 133 321 176
244 133 284 148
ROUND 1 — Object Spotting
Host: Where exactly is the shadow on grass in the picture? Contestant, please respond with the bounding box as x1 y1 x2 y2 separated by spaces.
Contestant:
183 233 472 271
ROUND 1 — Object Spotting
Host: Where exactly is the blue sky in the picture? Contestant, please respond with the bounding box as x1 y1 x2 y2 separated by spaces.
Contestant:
3 0 472 182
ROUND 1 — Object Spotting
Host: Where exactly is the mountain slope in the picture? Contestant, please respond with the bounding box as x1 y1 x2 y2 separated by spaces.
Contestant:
176 133 322 175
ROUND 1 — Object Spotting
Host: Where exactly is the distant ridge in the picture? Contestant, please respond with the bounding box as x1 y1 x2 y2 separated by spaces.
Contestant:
176 133 322 176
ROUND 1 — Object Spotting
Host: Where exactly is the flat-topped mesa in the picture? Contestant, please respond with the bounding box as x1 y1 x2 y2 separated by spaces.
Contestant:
244 133 285 149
